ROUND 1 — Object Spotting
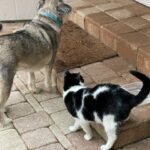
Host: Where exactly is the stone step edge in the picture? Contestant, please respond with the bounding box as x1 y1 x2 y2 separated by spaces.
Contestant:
68 6 150 77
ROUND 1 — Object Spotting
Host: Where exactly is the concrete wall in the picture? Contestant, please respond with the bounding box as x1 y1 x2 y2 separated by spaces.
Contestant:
0 0 38 21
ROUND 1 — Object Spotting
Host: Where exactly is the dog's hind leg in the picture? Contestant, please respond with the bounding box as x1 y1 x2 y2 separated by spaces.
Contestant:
0 65 15 126
44 65 57 92
28 72 40 93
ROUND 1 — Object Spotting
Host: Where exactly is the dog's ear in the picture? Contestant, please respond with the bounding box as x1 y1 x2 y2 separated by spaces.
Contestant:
38 0 46 9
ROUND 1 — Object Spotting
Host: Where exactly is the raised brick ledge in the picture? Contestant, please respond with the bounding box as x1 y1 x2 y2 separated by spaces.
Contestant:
67 0 150 77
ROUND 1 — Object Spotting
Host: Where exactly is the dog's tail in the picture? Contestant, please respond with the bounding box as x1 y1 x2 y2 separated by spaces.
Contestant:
130 70 150 107
0 23 2 31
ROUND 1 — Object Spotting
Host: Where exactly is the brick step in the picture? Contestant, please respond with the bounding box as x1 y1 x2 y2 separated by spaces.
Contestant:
66 0 150 77
56 67 150 149
54 14 150 148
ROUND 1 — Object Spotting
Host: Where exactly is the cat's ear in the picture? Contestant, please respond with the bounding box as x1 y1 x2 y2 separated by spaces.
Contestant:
64 70 70 77
76 73 84 83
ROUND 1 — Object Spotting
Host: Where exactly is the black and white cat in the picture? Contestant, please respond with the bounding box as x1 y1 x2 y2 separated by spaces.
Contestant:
63 70 150 150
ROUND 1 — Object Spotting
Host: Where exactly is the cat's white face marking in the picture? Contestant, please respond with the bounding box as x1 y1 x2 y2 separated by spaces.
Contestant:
93 86 109 99
63 85 85 98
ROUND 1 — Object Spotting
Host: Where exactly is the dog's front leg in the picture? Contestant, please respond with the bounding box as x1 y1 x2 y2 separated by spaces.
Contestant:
44 65 57 92
28 72 40 93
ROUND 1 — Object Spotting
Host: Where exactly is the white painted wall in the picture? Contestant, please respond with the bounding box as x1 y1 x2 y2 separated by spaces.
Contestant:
135 0 150 7
0 0 39 21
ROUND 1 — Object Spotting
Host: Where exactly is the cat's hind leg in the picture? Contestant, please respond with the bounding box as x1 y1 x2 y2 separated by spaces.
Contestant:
80 121 93 141
69 119 81 132
100 115 117 150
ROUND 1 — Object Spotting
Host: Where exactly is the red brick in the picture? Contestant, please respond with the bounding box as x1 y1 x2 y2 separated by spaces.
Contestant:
101 22 134 50
81 62 118 83
137 45 150 77
142 13 150 21
67 131 104 150
117 38 137 66
117 32 150 66
123 138 150 150
95 2 122 12
122 73 140 83
103 57 135 75
140 27 150 38
86 12 116 27
106 8 135 20
125 3 150 16
84 0 109 5
122 17 150 30
84 19 100 39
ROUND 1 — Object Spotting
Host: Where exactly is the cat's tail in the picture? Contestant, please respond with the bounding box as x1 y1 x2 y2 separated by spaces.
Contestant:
0 23 2 31
130 70 150 107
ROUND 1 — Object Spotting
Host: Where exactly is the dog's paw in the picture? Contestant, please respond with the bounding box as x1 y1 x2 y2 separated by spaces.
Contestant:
100 145 109 150
4 118 12 125
84 134 93 141
29 87 41 94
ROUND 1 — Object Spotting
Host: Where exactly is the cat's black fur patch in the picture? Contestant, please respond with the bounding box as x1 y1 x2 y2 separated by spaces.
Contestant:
63 71 150 123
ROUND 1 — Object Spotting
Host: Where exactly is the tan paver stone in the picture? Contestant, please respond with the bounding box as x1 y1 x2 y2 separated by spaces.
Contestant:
122 82 142 91
140 27 150 37
106 8 135 20
14 111 53 133
0 122 14 132
116 32 150 66
7 91 26 106
22 128 57 149
51 110 74 135
67 131 104 150
11 84 17 91
123 138 150 150
7 102 34 119
33 85 60 102
101 22 134 50
0 129 27 150
86 12 116 27
17 71 44 85
25 94 43 112
95 2 122 12
41 97 66 114
14 78 30 95
142 13 150 21
107 77 129 85
137 45 150 77
122 17 150 30
122 73 140 83
125 3 150 16
81 62 118 83
103 57 134 75
35 143 65 150
50 124 72 149
84 0 109 5
111 0 135 6
68 0 90 9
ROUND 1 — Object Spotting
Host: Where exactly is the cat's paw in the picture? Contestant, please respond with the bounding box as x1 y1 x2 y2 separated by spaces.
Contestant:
69 125 77 132
84 134 93 141
100 145 109 150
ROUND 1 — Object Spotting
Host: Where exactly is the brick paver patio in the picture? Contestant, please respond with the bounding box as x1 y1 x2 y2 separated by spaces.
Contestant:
0 1 150 149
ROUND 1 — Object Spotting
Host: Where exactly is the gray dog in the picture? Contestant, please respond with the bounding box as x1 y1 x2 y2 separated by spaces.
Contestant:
0 0 72 126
